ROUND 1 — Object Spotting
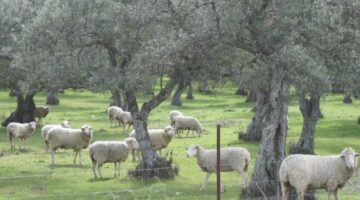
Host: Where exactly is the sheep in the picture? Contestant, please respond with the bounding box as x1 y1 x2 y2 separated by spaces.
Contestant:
186 145 250 192
46 125 93 165
115 111 133 131
7 122 37 150
33 106 50 125
123 137 140 161
41 121 71 153
172 115 203 137
88 141 129 178
107 106 123 127
279 147 359 200
129 126 175 155
169 110 183 126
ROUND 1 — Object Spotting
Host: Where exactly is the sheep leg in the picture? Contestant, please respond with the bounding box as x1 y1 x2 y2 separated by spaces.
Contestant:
78 151 83 165
280 182 290 200
117 162 120 177
200 173 211 191
73 151 78 164
132 149 136 161
97 164 103 178
92 161 98 179
240 171 249 187
334 190 339 200
114 162 118 177
50 149 56 165
297 191 305 200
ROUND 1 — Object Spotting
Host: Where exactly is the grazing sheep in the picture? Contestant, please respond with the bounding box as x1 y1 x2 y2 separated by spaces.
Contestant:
172 115 203 137
89 141 129 178
34 106 50 124
115 111 133 131
129 126 175 155
7 122 37 150
279 147 359 200
169 110 183 126
186 145 250 192
46 125 93 165
124 137 140 161
107 106 123 127
41 121 71 153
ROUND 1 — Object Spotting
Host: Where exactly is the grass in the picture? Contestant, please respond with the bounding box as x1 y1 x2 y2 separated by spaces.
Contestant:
0 86 359 200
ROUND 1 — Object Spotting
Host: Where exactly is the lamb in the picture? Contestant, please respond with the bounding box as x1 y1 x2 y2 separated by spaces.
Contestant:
89 141 129 178
115 111 133 131
123 137 140 161
107 106 123 126
129 126 175 155
186 145 250 192
33 106 50 124
172 115 203 137
46 125 93 165
279 147 359 200
169 110 183 126
41 121 71 152
7 122 37 150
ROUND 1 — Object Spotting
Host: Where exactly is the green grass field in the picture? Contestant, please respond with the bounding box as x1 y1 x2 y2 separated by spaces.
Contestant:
0 86 359 200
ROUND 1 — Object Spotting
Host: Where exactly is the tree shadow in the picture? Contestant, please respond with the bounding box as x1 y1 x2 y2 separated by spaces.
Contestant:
48 164 88 169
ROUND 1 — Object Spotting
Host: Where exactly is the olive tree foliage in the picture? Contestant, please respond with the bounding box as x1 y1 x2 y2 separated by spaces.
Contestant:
30 0 221 177
207 0 356 198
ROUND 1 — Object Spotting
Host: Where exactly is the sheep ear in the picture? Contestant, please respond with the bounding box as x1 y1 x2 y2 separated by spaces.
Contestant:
355 153 359 157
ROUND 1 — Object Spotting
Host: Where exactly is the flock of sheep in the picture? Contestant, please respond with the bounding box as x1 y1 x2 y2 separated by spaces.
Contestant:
4 105 359 199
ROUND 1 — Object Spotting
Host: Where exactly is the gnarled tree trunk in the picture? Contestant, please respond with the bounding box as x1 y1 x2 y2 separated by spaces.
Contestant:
239 90 269 142
171 81 187 106
343 93 352 103
110 89 123 108
2 93 36 127
46 90 59 105
241 74 290 199
246 91 257 103
186 81 194 100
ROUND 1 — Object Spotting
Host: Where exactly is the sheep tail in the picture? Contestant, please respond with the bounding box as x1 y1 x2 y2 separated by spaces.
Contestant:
243 158 249 172
89 149 96 164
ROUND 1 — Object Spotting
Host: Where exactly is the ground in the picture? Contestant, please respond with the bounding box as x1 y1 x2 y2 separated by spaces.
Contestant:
0 85 359 200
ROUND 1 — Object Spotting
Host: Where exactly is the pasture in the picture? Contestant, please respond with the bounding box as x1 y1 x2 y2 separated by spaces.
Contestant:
0 86 359 200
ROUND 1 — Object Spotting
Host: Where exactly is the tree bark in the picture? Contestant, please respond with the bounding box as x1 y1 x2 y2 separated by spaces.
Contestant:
2 93 36 127
46 90 59 105
343 93 352 103
110 89 122 107
186 81 194 100
246 91 257 103
235 87 248 96
241 74 290 199
171 81 187 106
126 72 179 179
291 92 320 155
239 90 269 142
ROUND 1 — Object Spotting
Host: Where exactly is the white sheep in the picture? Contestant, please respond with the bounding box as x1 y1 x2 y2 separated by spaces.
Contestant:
7 122 37 150
107 106 123 127
34 106 50 125
129 126 175 155
169 110 183 126
172 115 203 137
279 147 359 200
186 145 250 192
46 125 93 165
41 121 71 153
123 137 140 161
88 141 129 178
115 111 133 131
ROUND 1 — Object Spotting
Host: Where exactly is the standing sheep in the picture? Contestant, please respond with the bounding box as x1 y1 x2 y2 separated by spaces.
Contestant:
34 106 50 125
7 122 37 150
46 125 93 165
107 106 123 127
186 145 250 192
169 110 183 126
129 126 175 155
172 115 203 137
279 147 359 200
41 121 71 152
89 141 129 178
115 111 133 131
124 137 140 161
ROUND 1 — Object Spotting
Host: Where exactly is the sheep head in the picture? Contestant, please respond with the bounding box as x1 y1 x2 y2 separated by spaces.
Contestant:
81 125 93 137
164 126 175 138
28 122 37 131
61 121 70 128
186 145 200 158
340 147 359 170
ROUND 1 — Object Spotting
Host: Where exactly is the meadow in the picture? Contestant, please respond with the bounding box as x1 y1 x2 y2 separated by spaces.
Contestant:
0 86 359 200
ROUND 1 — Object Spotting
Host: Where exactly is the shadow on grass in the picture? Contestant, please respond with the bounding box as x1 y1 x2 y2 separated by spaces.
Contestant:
48 164 88 169
88 177 115 182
